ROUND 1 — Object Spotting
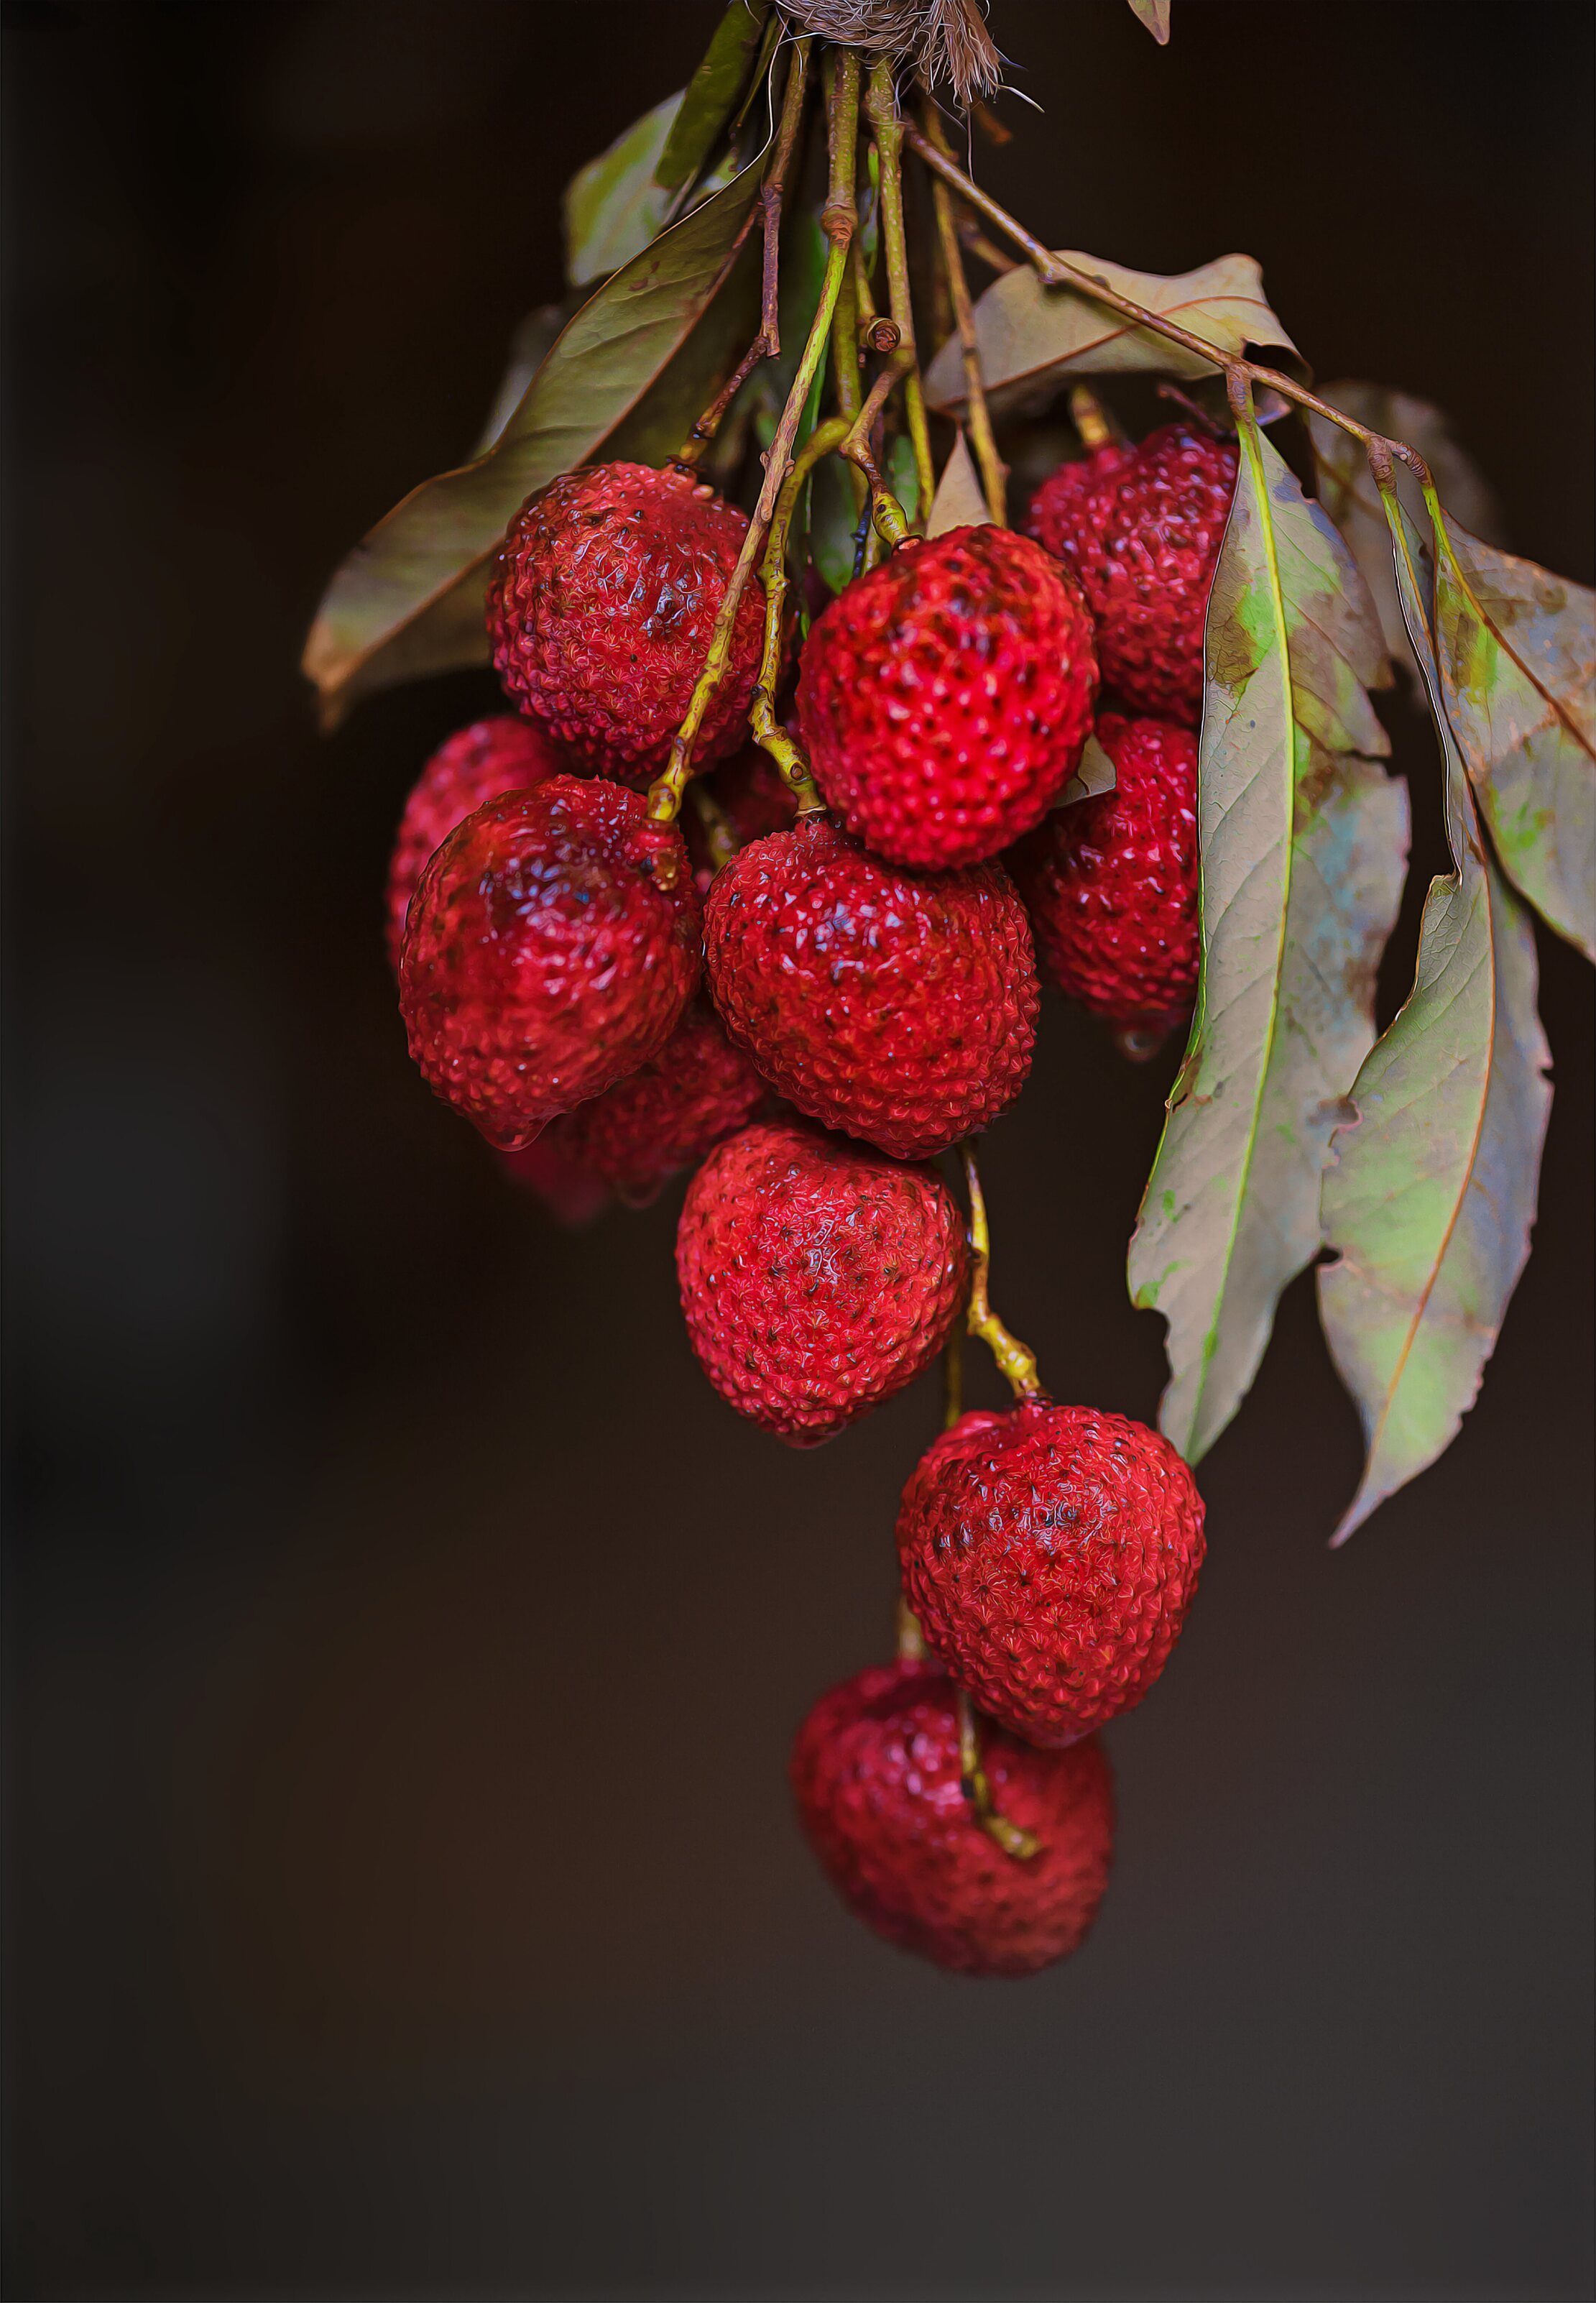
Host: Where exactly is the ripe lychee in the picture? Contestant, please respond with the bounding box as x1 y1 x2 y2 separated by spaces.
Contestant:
791 1657 1115 1977
702 814 1038 1161
676 1117 968 1445
897 1401 1205 1748
385 715 568 975
1007 710 1199 1033
797 524 1097 870
553 1003 767 1208
486 461 766 787
400 776 699 1151
1028 423 1238 724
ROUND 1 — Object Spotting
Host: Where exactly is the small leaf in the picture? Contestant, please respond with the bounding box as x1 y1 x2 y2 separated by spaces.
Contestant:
1127 418 1408 1463
303 78 775 727
1126 0 1172 40
808 454 864 595
655 0 772 193
564 93 681 289
926 431 992 538
1430 508 1595 961
1306 382 1500 682
1053 730 1117 809
924 251 1301 418
1319 498 1551 1541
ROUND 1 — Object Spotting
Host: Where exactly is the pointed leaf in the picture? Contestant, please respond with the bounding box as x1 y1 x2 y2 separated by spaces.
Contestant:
1127 419 1408 1464
565 93 681 288
1430 508 1596 960
1306 381 1500 681
926 431 992 538
655 0 772 193
1319 500 1551 1540
303 80 775 727
924 252 1301 418
1126 0 1172 39
1054 730 1117 809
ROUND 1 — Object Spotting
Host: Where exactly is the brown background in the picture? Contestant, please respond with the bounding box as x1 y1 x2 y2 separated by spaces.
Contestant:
4 2 1592 2297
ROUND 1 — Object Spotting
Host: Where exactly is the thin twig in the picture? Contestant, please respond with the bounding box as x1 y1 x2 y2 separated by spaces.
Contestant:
957 1687 1040 1862
864 58 936 518
959 1139 1043 1401
921 96 1005 523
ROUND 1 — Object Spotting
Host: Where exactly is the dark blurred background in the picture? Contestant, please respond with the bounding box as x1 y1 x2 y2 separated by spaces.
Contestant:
4 3 1592 2297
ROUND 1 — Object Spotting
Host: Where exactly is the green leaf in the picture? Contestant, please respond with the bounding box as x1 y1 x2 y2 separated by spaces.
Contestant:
1306 382 1500 684
1127 418 1409 1464
924 251 1301 418
655 0 772 193
925 431 992 537
1430 507 1596 962
564 93 680 290
1126 0 1172 40
808 454 863 594
302 77 775 728
1319 498 1551 1541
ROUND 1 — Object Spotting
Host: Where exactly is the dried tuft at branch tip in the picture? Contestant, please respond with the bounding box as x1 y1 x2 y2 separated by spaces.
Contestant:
782 0 1005 108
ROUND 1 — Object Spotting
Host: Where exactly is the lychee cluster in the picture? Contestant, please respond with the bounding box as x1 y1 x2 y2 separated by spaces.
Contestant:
384 438 1224 1978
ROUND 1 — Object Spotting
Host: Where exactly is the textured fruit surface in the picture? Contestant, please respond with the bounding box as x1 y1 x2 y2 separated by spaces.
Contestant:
791 1658 1115 1977
676 1118 967 1444
1028 424 1238 723
400 776 700 1150
487 461 765 786
385 715 568 975
554 1003 767 1208
798 525 1097 869
1008 710 1199 1029
685 743 798 894
703 815 1038 1160
898 1401 1206 1747
497 1135 610 1228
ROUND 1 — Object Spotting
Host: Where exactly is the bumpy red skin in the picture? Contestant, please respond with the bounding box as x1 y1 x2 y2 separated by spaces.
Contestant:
385 716 568 975
1007 711 1199 1029
797 525 1098 870
486 461 766 787
1028 425 1238 725
685 743 798 894
898 1401 1206 1749
497 1136 611 1227
676 1118 968 1445
703 815 1038 1160
552 1003 767 1208
399 776 700 1151
791 1658 1115 1977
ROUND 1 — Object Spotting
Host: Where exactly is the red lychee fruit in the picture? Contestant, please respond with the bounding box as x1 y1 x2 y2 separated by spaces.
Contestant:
497 1136 610 1228
1028 423 1238 724
684 743 798 894
486 461 765 788
399 776 699 1151
676 1117 968 1445
385 715 568 975
797 525 1097 870
791 1657 1115 1977
1007 709 1199 1034
702 814 1038 1160
552 1002 767 1209
897 1401 1205 1749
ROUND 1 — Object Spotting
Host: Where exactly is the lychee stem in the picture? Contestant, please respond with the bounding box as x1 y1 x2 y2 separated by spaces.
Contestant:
959 1139 1044 1402
752 418 851 808
861 59 936 520
957 1686 1041 1862
895 1596 927 1663
687 778 739 873
1068 384 1119 453
921 96 1007 525
645 45 860 837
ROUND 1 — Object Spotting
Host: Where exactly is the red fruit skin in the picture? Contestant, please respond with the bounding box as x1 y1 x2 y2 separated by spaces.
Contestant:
486 461 766 787
385 716 568 976
676 1117 968 1445
553 1003 767 1208
399 776 700 1152
1007 710 1199 1029
702 814 1038 1160
791 1658 1115 1977
898 1401 1206 1748
497 1136 610 1227
797 525 1098 870
1028 424 1238 724
685 743 798 895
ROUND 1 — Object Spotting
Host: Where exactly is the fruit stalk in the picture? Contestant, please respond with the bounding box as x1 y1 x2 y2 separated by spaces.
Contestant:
957 1686 1041 1862
645 45 862 833
854 58 935 520
959 1139 1043 1400
751 417 851 806
920 96 1007 523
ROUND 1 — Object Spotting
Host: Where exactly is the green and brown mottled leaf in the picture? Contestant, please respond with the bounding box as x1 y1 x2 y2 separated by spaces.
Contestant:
564 93 681 289
1127 415 1408 1464
924 252 1300 419
1319 496 1551 1541
1429 505 1595 961
1125 0 1171 40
